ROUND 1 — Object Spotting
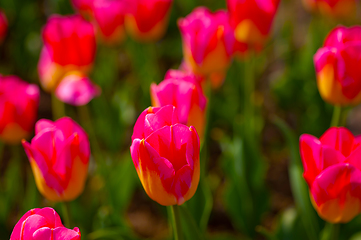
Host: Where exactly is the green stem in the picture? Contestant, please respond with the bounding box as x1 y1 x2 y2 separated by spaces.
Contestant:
61 202 71 228
51 93 66 120
322 222 339 240
330 105 342 127
168 205 183 240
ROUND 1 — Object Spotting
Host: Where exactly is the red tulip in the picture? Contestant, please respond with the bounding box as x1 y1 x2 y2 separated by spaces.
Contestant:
38 15 96 92
300 127 361 223
0 9 7 44
314 26 361 106
0 75 39 144
303 0 356 18
151 70 207 139
92 0 126 44
10 207 80 240
22 117 90 202
125 0 173 42
130 105 200 206
227 0 280 52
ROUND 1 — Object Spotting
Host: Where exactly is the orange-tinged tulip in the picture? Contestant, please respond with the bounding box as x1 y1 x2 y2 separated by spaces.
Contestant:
150 69 207 139
300 127 361 223
125 0 173 42
130 105 200 206
38 14 96 92
178 7 235 78
314 26 361 106
22 117 90 202
303 0 356 18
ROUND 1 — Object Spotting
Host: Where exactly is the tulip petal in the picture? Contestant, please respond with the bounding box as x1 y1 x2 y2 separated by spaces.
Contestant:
35 119 55 135
10 209 40 240
173 165 193 205
144 105 178 138
21 215 50 240
311 163 361 223
320 127 354 157
137 140 177 205
300 134 323 186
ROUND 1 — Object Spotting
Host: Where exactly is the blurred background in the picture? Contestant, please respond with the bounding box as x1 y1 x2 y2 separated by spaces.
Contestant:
2 0 361 239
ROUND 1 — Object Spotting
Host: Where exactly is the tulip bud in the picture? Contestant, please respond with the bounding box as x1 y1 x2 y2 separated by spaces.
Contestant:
92 0 126 44
38 14 96 92
150 70 207 139
10 207 81 240
303 0 356 18
227 0 280 52
178 7 235 78
130 105 200 206
0 75 39 144
55 71 101 106
300 127 361 223
22 117 90 202
0 9 7 44
314 26 361 106
125 0 173 42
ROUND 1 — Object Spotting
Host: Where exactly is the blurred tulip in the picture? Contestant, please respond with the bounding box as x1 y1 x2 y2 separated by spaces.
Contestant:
71 0 94 19
125 0 173 42
0 9 7 44
300 127 361 223
314 26 361 106
0 75 39 144
22 117 90 202
130 105 200 206
178 7 235 78
10 207 81 240
92 0 126 44
151 70 207 139
227 0 280 51
55 72 100 106
38 14 96 92
303 0 356 18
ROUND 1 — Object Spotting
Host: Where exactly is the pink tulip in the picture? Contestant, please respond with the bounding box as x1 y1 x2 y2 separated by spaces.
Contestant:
0 75 39 144
125 0 173 42
151 70 207 139
38 14 96 92
314 26 361 106
227 0 280 52
178 7 235 77
0 9 7 44
55 72 100 106
22 117 90 202
92 0 126 44
303 0 356 18
10 207 80 240
300 127 361 223
130 105 200 206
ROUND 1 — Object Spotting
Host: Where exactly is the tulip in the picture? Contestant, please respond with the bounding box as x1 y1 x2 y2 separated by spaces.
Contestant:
0 9 7 44
314 26 361 106
227 0 280 51
92 0 126 44
125 0 173 42
178 7 235 78
71 0 94 19
10 207 80 240
300 127 361 223
22 117 90 202
130 105 200 206
55 71 101 106
0 75 39 144
150 70 207 139
302 0 356 18
38 14 96 92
